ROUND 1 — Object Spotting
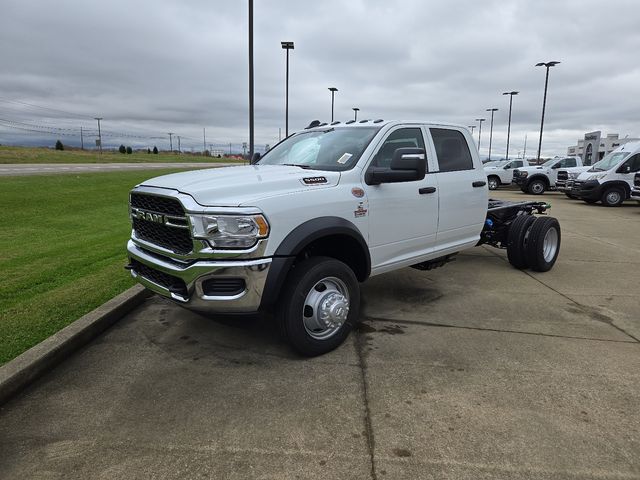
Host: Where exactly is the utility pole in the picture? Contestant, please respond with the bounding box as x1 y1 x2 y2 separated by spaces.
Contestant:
502 91 519 160
177 135 181 153
80 126 84 150
535 61 561 162
203 128 206 153
475 118 486 153
248 0 255 159
328 87 338 122
94 117 103 154
281 41 294 137
523 133 528 159
168 132 174 152
486 108 498 161
229 142 232 155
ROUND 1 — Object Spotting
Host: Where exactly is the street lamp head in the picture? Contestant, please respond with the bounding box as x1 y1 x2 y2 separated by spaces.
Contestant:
352 107 359 111
281 41 294 50
475 118 486 122
503 91 519 96
328 87 338 92
486 108 498 112
536 61 560 67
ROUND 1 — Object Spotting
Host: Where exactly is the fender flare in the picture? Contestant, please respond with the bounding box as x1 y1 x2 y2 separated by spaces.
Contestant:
600 181 631 197
259 217 371 310
526 174 550 186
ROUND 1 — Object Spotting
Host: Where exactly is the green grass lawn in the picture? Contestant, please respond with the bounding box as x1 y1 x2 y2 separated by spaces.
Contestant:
0 145 241 164
0 169 196 365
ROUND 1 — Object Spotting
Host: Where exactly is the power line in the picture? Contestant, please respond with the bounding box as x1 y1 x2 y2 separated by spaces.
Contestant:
0 97 94 119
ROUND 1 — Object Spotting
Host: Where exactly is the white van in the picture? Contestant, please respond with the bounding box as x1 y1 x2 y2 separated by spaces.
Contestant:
571 141 640 206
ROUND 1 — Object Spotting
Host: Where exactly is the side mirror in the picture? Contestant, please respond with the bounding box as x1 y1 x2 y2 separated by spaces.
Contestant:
366 148 426 185
503 164 511 169
250 152 261 164
551 163 560 169
617 165 631 174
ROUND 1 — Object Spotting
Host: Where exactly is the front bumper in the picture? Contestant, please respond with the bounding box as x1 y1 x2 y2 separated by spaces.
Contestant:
512 175 527 186
556 179 575 193
631 187 640 200
570 180 602 200
127 240 271 313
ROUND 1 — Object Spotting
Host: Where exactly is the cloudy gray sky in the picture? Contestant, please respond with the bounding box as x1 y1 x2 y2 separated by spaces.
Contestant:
1 0 639 157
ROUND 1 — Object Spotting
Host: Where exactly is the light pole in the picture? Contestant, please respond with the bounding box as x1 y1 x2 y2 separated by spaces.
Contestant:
328 87 338 122
486 108 498 161
468 125 476 135
281 41 294 137
535 61 560 162
502 91 519 160
248 0 255 159
475 118 486 154
352 107 359 121
168 132 174 152
94 117 103 154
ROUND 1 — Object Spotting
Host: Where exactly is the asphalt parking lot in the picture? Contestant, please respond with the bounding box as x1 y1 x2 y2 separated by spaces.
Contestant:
1 190 639 479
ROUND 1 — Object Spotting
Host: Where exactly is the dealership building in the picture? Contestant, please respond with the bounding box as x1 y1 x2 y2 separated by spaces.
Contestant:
567 131 640 165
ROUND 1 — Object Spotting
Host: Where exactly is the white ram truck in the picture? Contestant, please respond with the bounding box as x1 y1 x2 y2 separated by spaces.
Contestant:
127 120 561 355
484 159 529 190
513 156 583 194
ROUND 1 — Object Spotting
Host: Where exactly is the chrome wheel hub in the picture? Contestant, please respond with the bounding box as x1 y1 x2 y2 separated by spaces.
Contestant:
606 191 621 204
302 277 350 340
542 227 559 263
532 182 544 194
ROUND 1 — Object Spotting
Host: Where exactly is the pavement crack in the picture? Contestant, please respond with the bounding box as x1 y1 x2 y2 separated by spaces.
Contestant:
482 247 640 343
354 327 378 480
364 316 638 344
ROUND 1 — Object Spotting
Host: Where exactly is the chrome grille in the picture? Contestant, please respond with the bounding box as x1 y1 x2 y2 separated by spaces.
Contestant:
130 193 193 255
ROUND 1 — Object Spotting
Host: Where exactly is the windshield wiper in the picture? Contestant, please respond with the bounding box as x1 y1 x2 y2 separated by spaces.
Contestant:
281 163 315 169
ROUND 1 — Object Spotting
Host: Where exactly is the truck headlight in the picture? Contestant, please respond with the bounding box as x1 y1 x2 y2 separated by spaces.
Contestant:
568 172 580 179
519 171 528 178
188 214 269 248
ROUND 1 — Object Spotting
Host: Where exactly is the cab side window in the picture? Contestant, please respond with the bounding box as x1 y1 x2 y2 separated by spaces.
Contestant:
560 158 577 168
512 161 523 168
371 128 425 168
430 128 473 172
621 154 640 172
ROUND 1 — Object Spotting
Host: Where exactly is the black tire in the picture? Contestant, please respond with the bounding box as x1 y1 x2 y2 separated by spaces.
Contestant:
564 192 578 200
507 215 535 269
487 176 500 191
277 256 360 356
601 187 625 207
527 179 546 195
525 216 561 272
520 186 528 193
583 198 598 204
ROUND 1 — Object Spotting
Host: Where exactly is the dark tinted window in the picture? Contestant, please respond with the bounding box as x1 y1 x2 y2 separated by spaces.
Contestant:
430 128 473 172
371 128 425 168
622 154 640 172
560 157 577 168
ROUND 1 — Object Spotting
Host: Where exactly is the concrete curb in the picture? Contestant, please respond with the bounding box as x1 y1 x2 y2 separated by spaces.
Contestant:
0 285 150 406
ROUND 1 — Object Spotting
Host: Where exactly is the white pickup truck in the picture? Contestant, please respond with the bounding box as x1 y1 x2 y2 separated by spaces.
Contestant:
127 120 561 355
484 159 529 190
513 156 583 194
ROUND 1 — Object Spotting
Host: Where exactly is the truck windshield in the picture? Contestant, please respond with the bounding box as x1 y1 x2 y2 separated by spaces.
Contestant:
258 127 380 171
588 151 630 172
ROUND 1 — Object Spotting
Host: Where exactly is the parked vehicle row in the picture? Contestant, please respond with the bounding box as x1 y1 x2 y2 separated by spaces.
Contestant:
561 142 640 206
512 156 583 194
484 159 528 190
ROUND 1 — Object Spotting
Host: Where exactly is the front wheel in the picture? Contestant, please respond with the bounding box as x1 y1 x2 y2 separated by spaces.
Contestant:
601 187 625 207
277 257 360 356
487 176 500 190
528 179 546 195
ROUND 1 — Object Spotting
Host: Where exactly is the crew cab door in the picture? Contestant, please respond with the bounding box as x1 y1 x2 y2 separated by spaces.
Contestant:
428 127 487 251
363 126 439 273
501 159 524 183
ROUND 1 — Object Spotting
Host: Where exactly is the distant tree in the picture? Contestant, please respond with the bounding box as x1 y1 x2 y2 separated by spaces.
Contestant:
153 146 158 154
55 140 64 151
147 148 151 154
119 144 126 154
126 146 132 154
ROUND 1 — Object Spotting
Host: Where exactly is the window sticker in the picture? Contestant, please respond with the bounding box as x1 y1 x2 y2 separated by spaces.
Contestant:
337 153 353 164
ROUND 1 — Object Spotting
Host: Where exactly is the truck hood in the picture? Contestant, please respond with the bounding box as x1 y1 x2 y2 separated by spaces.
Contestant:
516 166 549 173
137 164 341 207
